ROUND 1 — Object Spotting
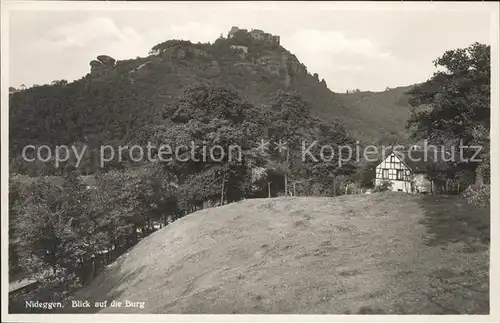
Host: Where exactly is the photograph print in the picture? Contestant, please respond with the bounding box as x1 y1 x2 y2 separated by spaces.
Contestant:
3 1 498 318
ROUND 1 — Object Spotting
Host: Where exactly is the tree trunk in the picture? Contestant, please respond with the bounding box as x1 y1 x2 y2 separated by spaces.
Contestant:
284 149 289 196
268 181 271 198
475 165 484 185
132 225 138 244
333 176 336 197
284 174 288 196
220 172 226 206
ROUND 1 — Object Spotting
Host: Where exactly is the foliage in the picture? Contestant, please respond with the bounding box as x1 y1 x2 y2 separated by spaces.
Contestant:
150 39 194 55
406 42 490 183
355 162 377 188
463 184 490 208
12 172 95 281
377 131 401 146
9 178 22 273
10 165 178 288
9 32 414 178
51 80 68 86
337 86 414 143
373 181 393 192
152 84 267 208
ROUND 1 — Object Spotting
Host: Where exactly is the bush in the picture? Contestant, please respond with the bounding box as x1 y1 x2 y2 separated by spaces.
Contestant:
373 181 393 192
356 163 376 189
463 184 490 208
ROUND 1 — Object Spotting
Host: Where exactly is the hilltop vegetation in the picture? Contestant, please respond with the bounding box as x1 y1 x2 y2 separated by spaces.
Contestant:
9 29 415 166
337 86 418 144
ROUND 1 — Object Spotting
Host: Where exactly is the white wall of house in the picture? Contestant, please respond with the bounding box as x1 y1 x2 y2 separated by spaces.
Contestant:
375 178 412 193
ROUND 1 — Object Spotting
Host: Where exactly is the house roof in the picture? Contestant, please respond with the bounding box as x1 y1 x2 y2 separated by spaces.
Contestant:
391 148 452 173
393 150 431 173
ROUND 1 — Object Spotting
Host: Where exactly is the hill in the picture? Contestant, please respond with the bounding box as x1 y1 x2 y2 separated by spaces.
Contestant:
338 86 416 143
63 193 489 314
9 28 415 158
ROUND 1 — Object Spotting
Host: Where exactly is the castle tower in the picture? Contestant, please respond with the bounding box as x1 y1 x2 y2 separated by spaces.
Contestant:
228 26 239 39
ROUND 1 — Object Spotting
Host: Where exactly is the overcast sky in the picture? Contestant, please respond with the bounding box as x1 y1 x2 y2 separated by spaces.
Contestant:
7 2 494 92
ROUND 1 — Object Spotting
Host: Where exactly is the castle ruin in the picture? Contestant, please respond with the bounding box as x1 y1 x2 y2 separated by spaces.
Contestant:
227 26 280 46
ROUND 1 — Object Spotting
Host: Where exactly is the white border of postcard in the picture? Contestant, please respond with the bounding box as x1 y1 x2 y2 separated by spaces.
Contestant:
1 1 499 322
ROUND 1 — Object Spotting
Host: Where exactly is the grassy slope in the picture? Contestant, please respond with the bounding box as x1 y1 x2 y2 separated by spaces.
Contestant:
65 192 489 314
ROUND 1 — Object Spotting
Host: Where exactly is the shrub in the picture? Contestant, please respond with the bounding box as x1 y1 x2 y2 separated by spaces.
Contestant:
373 181 393 192
463 184 490 208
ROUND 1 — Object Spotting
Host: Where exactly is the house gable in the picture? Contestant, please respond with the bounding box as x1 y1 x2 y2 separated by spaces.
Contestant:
375 151 412 181
374 149 436 193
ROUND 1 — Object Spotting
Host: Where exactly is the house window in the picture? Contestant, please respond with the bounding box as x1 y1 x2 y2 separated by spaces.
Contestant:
390 155 395 163
396 170 404 180
382 169 389 179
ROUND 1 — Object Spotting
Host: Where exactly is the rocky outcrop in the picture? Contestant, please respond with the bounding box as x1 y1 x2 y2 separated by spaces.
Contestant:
192 48 210 58
90 55 116 75
97 55 116 66
281 54 291 88
286 55 307 76
256 55 283 76
159 45 210 61
230 45 248 59
89 60 103 74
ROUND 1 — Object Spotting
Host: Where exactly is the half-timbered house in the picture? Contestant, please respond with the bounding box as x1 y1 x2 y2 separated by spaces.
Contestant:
375 149 433 193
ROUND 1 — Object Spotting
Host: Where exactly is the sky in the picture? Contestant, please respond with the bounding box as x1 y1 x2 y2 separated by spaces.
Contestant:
6 2 494 92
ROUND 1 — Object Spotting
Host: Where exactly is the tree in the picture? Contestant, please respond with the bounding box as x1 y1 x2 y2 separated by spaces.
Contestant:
15 178 65 277
51 80 68 86
152 84 266 209
377 131 400 147
14 172 95 281
265 90 313 196
9 178 22 274
407 42 490 185
356 162 377 189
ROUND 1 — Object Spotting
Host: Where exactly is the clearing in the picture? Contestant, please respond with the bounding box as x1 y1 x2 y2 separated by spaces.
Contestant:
64 192 489 314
